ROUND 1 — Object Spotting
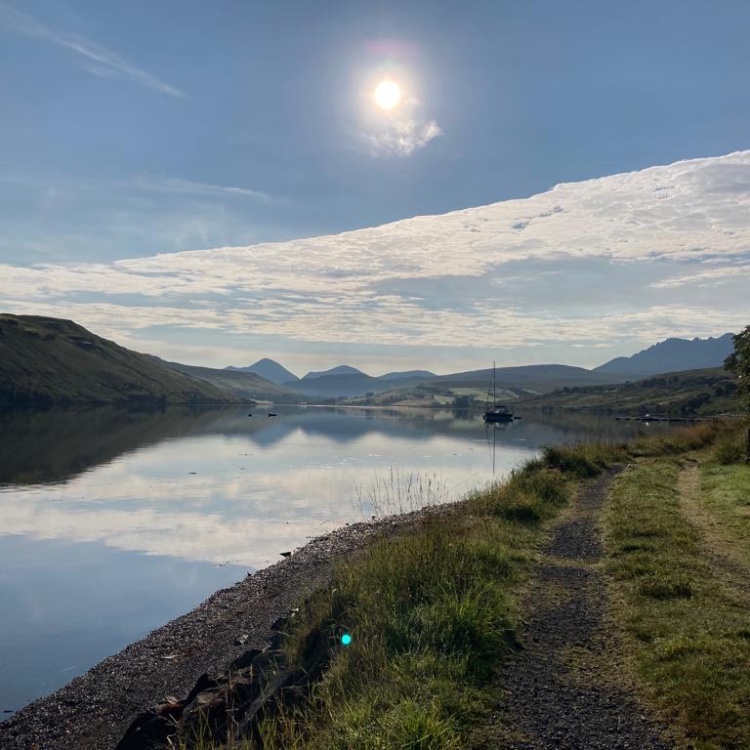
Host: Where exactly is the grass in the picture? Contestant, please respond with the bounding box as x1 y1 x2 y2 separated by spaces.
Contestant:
630 419 727 456
264 465 573 749
603 420 750 750
181 449 601 749
701 444 750 568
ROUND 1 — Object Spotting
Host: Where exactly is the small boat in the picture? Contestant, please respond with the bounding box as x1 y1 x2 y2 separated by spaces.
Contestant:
483 362 514 423
267 412 278 417
484 405 514 423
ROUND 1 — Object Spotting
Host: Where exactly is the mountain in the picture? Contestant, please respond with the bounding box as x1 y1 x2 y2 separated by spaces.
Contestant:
594 334 735 378
159 360 299 402
225 358 299 385
379 370 437 381
0 315 237 408
293 363 629 402
302 365 365 380
287 366 440 399
289 372 382 399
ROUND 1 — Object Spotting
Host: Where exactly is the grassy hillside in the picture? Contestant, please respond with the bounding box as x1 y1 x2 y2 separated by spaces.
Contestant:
346 364 625 408
517 366 741 416
435 363 623 389
0 314 239 408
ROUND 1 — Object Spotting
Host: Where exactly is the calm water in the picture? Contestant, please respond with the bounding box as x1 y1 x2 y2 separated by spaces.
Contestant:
0 406 660 715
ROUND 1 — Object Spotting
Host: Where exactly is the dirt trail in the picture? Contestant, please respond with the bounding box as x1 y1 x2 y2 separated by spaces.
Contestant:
487 470 671 750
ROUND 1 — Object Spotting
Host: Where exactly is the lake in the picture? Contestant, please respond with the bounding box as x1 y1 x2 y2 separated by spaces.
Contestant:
0 405 661 716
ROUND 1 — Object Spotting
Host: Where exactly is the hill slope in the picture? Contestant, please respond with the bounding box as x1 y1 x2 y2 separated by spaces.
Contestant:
435 364 622 390
518 366 740 416
162 360 299 402
595 334 735 377
0 315 237 408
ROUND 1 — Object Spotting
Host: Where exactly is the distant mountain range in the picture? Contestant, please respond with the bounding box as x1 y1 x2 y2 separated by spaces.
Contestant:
302 365 365 380
0 313 736 408
193 332 740 402
222 334 736 400
223 359 439 397
289 368 438 399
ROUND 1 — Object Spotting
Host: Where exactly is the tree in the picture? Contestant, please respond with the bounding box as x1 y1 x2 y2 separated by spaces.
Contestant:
724 325 750 412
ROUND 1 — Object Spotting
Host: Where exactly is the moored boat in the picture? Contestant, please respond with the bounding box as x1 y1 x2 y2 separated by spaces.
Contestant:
483 405 514 423
483 362 515 423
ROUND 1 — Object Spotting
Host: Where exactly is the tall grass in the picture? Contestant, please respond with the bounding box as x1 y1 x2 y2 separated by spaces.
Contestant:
355 469 449 519
631 420 724 456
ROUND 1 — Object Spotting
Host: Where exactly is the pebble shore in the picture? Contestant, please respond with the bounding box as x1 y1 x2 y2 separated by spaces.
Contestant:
0 508 436 750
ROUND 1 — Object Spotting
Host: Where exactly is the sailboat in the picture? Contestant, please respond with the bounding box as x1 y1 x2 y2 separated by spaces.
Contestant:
483 362 514 423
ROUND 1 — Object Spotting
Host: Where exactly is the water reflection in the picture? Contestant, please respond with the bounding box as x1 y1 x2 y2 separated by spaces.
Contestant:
0 407 535 568
0 407 661 566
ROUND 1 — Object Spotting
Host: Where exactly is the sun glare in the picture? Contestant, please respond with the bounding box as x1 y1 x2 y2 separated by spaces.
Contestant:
373 80 402 110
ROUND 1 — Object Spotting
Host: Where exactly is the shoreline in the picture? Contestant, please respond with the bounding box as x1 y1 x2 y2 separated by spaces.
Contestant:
0 505 445 750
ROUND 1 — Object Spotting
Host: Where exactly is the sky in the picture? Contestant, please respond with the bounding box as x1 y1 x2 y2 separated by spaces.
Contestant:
1 0 748 377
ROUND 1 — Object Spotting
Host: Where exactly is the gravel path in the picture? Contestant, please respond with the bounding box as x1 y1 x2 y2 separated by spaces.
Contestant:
490 470 673 750
0 509 435 750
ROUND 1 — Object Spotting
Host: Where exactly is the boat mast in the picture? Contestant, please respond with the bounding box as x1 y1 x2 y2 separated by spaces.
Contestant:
485 361 496 410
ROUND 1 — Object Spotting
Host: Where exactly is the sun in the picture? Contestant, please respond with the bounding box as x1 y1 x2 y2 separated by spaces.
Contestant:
373 80 402 110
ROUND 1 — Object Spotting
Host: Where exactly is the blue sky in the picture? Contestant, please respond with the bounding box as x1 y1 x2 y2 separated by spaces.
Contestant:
1 1 748 375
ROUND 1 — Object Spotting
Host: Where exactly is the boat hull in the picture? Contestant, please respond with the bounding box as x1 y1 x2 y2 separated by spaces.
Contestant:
483 411 514 423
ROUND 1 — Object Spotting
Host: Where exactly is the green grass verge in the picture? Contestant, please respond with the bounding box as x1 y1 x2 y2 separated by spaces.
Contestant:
700 462 750 567
231 444 629 750
604 424 750 750
257 466 572 749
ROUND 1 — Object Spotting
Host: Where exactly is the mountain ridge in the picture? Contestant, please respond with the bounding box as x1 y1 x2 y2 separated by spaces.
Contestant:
594 333 735 377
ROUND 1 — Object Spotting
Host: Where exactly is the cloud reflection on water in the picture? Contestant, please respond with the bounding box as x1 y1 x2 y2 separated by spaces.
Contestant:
0 408 531 568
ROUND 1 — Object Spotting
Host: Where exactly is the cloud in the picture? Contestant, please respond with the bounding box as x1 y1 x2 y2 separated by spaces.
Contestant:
0 4 184 98
650 263 750 289
1 151 748 368
0 430 477 565
366 118 442 157
129 175 272 202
